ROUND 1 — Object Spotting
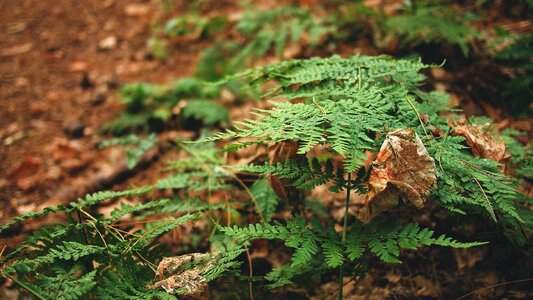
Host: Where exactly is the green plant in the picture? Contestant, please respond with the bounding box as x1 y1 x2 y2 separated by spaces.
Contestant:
148 12 228 59
2 55 531 299
231 6 333 67
496 34 533 116
382 4 482 56
198 54 530 296
99 133 157 169
103 77 228 134
0 142 248 299
195 5 335 81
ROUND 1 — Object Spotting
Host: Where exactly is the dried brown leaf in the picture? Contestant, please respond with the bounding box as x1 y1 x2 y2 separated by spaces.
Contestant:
147 254 211 295
268 140 302 200
358 128 437 223
452 119 510 163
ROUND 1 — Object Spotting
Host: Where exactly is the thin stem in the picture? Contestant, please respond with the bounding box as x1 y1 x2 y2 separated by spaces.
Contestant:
338 172 352 300
405 95 432 146
244 244 255 300
3 273 46 300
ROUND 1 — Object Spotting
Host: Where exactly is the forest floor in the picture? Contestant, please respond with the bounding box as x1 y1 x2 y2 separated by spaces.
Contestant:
0 0 204 228
0 0 531 299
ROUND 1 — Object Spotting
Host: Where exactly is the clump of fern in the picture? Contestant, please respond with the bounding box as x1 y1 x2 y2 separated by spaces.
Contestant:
0 142 260 298
195 5 335 81
381 3 482 56
0 186 197 299
230 6 333 67
103 77 228 134
198 54 530 295
2 54 531 298
495 34 533 116
148 12 228 59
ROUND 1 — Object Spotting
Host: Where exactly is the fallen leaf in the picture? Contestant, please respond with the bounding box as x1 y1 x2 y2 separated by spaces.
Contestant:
413 275 439 297
268 140 301 200
452 119 510 163
1 43 33 56
147 254 211 295
358 128 437 223
9 156 42 181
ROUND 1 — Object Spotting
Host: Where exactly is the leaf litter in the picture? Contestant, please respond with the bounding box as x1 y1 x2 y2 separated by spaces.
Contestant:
358 128 437 223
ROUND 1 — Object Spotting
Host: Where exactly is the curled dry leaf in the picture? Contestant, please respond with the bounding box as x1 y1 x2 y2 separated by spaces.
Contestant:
358 128 437 223
451 119 510 163
267 141 306 214
147 253 211 295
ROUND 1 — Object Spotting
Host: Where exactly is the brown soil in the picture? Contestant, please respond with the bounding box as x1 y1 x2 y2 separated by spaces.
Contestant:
0 1 531 299
0 0 206 224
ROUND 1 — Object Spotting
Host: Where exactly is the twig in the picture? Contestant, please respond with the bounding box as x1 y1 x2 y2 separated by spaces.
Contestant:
472 176 497 221
226 169 266 224
3 273 47 300
338 172 352 300
244 244 255 300
405 95 432 146
455 278 533 300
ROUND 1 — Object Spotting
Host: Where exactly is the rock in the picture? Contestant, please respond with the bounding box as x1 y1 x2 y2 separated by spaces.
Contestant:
63 120 85 138
430 68 449 80
69 61 88 72
30 102 50 116
124 4 150 17
98 35 117 50
1 42 33 57
91 90 107 106
80 73 93 89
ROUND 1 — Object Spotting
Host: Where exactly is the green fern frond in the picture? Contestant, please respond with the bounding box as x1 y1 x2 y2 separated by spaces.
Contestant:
250 177 280 222
238 157 336 190
384 6 481 55
33 268 97 300
230 6 333 68
132 213 200 250
362 221 487 264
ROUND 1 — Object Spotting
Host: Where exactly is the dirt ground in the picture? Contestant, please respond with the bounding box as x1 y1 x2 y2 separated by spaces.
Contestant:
0 0 207 225
0 0 532 299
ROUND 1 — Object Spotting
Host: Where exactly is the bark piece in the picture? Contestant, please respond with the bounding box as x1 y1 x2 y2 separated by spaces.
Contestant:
358 128 437 223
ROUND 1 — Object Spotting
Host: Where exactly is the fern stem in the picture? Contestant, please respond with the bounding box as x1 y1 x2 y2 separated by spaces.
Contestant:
3 273 46 300
338 172 352 300
405 95 432 146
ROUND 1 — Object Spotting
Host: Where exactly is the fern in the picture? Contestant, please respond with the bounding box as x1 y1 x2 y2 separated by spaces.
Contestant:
384 5 482 55
0 187 153 234
239 157 336 190
181 100 229 126
104 77 227 133
99 134 157 169
250 177 280 222
502 129 533 179
496 34 533 116
132 213 201 250
230 6 333 68
32 267 97 300
3 49 531 298
221 217 481 286
430 136 524 225
204 55 527 228
98 259 175 300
